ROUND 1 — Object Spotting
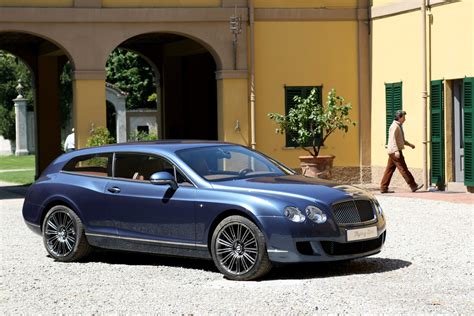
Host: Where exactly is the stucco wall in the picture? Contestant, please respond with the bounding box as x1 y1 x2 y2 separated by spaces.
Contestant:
254 21 360 169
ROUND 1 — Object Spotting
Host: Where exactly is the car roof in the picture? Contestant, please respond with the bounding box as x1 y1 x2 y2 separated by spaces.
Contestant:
70 140 236 155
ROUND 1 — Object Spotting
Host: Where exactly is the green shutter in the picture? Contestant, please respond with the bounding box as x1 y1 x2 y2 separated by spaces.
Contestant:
385 82 403 144
284 86 322 147
430 80 445 186
463 77 474 186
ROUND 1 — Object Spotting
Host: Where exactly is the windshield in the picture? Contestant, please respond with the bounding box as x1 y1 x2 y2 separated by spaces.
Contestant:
176 145 294 182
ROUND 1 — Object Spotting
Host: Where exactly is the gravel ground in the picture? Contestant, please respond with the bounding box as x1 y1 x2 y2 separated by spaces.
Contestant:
1 192 473 314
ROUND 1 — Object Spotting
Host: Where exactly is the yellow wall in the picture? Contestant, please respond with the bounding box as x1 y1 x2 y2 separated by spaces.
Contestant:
254 0 356 8
371 0 402 8
371 10 423 169
254 21 360 168
217 78 250 146
73 79 107 149
102 0 220 7
371 1 474 169
430 1 474 79
0 0 73 6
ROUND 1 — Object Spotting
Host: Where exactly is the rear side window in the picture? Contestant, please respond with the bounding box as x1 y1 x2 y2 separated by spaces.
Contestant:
114 153 191 185
63 153 113 177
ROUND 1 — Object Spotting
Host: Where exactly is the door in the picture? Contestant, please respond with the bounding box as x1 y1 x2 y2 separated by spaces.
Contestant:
105 152 197 245
453 80 464 182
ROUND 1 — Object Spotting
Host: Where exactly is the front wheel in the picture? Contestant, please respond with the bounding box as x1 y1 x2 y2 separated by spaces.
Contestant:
211 215 272 280
42 205 91 262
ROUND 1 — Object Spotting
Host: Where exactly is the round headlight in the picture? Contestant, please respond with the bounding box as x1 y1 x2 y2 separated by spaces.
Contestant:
305 205 327 224
284 206 305 223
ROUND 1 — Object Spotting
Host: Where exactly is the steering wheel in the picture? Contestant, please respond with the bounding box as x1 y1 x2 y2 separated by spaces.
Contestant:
238 168 254 177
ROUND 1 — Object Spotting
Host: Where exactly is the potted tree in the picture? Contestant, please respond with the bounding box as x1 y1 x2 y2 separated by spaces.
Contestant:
268 88 356 179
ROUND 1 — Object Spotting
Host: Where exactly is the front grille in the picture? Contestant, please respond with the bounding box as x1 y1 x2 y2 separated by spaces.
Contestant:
321 231 386 256
332 200 375 225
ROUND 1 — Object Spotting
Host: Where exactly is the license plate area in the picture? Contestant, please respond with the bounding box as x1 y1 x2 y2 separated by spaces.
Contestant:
347 226 377 242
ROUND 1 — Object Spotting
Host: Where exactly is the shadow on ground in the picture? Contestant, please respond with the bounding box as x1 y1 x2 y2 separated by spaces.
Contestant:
0 184 29 200
65 249 411 281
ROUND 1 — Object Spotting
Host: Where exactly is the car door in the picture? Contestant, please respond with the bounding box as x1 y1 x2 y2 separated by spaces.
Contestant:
105 152 197 246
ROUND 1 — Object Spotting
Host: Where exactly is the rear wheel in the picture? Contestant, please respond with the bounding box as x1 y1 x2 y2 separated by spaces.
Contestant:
211 215 272 280
42 205 91 262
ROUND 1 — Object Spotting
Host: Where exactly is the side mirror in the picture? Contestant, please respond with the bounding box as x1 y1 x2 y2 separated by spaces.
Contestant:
150 171 178 190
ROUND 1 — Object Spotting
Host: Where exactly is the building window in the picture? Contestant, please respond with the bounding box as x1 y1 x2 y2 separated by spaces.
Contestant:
385 82 403 144
137 125 149 134
284 86 322 147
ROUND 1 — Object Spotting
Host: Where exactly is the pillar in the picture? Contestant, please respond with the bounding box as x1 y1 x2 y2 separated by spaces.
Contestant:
36 56 62 176
72 70 107 149
14 95 29 156
216 70 249 145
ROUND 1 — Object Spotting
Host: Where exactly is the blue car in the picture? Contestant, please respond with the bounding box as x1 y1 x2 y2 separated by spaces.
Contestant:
23 141 386 280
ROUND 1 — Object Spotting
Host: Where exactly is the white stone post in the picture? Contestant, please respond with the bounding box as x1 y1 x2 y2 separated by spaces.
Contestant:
14 80 29 156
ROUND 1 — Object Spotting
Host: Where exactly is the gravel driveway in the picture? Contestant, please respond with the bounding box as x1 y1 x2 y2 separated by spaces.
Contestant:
1 191 472 314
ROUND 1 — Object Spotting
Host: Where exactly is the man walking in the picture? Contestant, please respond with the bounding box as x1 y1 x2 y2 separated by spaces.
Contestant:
64 128 75 152
380 110 423 193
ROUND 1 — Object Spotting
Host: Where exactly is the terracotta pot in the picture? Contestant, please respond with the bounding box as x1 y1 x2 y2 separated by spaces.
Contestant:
299 155 335 179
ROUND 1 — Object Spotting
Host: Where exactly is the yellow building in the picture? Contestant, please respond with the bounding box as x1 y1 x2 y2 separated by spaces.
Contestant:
371 0 473 191
0 0 472 191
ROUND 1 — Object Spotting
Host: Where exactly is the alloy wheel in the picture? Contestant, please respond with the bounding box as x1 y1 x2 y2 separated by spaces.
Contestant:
44 210 77 257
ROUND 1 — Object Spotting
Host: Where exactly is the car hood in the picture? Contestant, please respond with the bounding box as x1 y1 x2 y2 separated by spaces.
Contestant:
211 174 372 205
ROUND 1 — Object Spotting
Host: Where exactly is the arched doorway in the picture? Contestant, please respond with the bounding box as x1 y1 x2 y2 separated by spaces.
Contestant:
107 33 218 141
0 32 74 178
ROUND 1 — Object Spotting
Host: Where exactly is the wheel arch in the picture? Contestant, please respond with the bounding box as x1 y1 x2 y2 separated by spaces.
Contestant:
40 197 82 232
206 209 264 251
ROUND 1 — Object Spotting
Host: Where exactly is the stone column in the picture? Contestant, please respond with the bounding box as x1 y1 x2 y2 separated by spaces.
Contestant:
14 81 29 156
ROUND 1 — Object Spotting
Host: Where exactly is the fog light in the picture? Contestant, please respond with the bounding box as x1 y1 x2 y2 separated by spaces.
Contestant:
305 205 327 224
284 206 305 223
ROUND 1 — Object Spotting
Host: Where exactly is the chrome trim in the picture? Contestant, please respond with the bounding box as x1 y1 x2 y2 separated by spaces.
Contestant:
267 249 289 253
85 233 207 248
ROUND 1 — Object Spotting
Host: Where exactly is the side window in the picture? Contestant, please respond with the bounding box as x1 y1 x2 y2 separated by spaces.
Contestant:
385 82 403 144
114 153 191 185
63 153 112 177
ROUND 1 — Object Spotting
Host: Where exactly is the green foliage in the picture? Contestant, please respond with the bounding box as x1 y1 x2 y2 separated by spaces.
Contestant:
0 51 33 140
86 126 115 147
269 88 356 157
128 130 158 142
0 170 34 185
59 62 73 130
106 48 157 109
0 154 35 170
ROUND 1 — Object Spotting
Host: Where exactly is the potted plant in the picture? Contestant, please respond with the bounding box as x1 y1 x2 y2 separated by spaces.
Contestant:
268 88 356 178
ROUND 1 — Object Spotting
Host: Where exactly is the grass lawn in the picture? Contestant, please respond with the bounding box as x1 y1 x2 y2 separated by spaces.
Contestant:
0 155 35 170
0 155 35 185
0 170 35 185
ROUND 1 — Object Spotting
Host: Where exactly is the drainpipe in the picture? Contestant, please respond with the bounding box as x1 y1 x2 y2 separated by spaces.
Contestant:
249 0 256 149
421 0 429 190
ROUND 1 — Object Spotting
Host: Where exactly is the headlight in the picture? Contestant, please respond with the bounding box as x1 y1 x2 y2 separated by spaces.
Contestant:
284 206 305 223
373 199 383 215
305 205 327 224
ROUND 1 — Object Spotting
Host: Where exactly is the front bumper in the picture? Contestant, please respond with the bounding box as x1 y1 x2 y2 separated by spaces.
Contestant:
259 215 386 263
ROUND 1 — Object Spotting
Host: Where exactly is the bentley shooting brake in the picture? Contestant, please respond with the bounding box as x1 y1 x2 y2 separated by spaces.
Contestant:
23 141 386 280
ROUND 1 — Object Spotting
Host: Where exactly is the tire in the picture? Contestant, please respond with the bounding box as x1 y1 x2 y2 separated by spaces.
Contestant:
42 205 91 262
211 215 272 281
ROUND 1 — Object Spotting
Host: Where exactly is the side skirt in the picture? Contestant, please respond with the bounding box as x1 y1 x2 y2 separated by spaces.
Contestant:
86 233 212 260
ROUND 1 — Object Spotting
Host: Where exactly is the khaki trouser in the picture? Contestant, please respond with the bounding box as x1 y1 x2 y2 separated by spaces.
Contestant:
380 151 417 191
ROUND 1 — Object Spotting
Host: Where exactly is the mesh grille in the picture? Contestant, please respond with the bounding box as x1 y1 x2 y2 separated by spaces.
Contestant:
332 200 375 225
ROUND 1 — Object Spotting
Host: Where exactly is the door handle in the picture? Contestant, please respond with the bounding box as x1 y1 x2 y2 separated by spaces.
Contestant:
107 187 121 193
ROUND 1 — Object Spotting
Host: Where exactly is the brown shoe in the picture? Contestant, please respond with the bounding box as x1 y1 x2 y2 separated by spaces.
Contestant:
411 184 423 192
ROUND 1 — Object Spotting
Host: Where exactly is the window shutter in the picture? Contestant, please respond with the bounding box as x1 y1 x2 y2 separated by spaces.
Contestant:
385 82 402 144
463 77 474 186
430 80 445 187
284 86 322 147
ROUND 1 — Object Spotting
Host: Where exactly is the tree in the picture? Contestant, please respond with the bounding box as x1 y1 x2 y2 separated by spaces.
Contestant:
106 48 157 109
0 51 33 140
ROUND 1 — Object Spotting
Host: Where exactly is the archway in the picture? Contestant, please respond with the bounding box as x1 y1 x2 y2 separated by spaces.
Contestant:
0 32 74 178
106 32 218 141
